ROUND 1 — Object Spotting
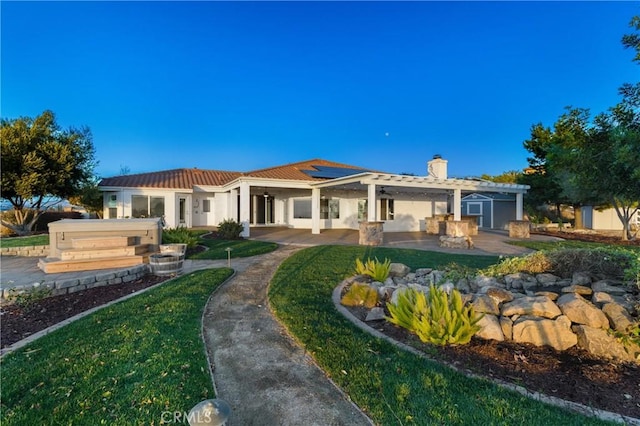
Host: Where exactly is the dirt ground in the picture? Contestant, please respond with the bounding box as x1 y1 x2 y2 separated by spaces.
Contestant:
350 306 640 419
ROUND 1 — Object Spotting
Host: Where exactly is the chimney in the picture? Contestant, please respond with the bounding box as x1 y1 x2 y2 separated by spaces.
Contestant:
427 155 448 179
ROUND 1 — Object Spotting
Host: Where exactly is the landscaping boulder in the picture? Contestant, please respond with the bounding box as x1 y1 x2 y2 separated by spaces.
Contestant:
471 295 500 315
501 296 562 319
512 315 577 351
601 302 634 332
561 285 592 296
591 280 628 295
572 325 634 362
557 293 609 329
571 271 592 286
476 314 504 341
389 263 410 278
536 273 560 286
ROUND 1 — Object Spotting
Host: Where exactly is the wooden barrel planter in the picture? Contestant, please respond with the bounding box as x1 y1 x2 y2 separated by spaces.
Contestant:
149 244 187 276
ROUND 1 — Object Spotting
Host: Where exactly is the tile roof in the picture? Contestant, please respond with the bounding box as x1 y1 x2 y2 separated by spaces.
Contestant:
244 159 371 181
98 159 374 189
99 168 242 189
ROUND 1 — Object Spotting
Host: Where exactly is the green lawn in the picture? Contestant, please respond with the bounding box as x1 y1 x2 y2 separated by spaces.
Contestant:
510 239 640 253
189 238 278 260
0 268 233 425
0 234 49 248
268 246 611 425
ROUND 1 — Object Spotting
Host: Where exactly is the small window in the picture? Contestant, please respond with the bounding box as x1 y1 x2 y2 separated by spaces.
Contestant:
320 199 340 219
202 199 211 213
293 198 312 219
467 203 482 215
108 207 117 219
358 200 368 221
380 199 394 221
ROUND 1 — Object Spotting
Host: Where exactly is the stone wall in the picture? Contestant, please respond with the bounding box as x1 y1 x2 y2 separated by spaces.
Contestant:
344 264 639 363
1 264 150 304
0 245 49 257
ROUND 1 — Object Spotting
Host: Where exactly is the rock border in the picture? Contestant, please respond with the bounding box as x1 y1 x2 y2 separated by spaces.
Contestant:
332 278 640 425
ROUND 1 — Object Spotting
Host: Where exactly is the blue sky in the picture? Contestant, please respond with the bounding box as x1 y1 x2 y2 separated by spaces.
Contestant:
2 1 638 179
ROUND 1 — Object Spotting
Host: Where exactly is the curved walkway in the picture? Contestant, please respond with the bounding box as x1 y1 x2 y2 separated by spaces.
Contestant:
202 245 372 426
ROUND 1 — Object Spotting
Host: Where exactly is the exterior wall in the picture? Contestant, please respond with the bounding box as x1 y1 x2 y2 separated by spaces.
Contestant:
493 200 517 230
462 199 490 228
587 207 640 231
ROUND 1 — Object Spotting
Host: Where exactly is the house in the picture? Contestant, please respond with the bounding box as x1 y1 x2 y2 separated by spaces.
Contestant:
98 157 529 237
461 192 517 230
581 206 640 232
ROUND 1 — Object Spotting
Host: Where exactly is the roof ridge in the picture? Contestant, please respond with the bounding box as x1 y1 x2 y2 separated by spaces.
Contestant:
245 158 368 175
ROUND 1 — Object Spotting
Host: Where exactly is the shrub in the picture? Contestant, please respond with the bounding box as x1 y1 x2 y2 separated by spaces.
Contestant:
162 227 199 248
217 219 244 240
340 283 379 309
7 285 52 310
481 251 552 277
354 257 391 282
386 285 482 346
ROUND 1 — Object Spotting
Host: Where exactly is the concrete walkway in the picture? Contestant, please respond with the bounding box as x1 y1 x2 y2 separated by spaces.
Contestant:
202 245 372 426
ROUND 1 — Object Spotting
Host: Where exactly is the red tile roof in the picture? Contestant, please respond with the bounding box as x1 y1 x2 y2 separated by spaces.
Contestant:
99 168 242 189
245 159 370 181
98 159 374 189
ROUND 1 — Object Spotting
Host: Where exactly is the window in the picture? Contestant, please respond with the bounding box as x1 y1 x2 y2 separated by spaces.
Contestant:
131 195 165 218
380 198 394 221
467 202 482 215
108 207 117 219
358 200 368 221
293 198 312 219
202 199 211 213
320 199 340 219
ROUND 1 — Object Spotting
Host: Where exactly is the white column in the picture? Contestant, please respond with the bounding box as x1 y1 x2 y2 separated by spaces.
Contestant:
239 182 250 237
311 188 320 234
229 189 238 221
516 192 524 220
367 184 377 221
453 189 462 221
252 194 258 225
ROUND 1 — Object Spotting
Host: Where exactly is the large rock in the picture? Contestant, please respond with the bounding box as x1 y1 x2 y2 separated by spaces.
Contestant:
572 325 634 362
601 302 634 332
512 315 577 351
475 314 504 341
591 280 628 295
571 271 592 286
561 285 592 296
501 296 562 319
471 294 500 315
557 293 609 329
500 316 513 340
389 263 410 278
480 287 514 304
536 273 560 286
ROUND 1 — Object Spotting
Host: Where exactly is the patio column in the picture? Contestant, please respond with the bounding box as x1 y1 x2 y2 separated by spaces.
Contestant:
311 188 320 234
516 192 524 220
453 188 462 221
229 189 238 222
239 181 250 237
367 183 377 221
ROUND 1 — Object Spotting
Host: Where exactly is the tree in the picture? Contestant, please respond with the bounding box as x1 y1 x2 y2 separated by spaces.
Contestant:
519 122 570 223
1 110 96 235
480 170 521 184
547 98 639 240
68 178 104 218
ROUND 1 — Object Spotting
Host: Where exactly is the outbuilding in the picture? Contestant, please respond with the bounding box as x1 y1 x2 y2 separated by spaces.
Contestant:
461 192 517 230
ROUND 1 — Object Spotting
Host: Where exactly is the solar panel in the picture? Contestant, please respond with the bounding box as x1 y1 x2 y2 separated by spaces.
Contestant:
302 165 370 179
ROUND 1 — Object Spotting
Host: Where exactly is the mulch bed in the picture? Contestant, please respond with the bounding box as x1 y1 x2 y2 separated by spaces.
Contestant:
1 275 169 349
347 305 639 419
532 229 640 246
